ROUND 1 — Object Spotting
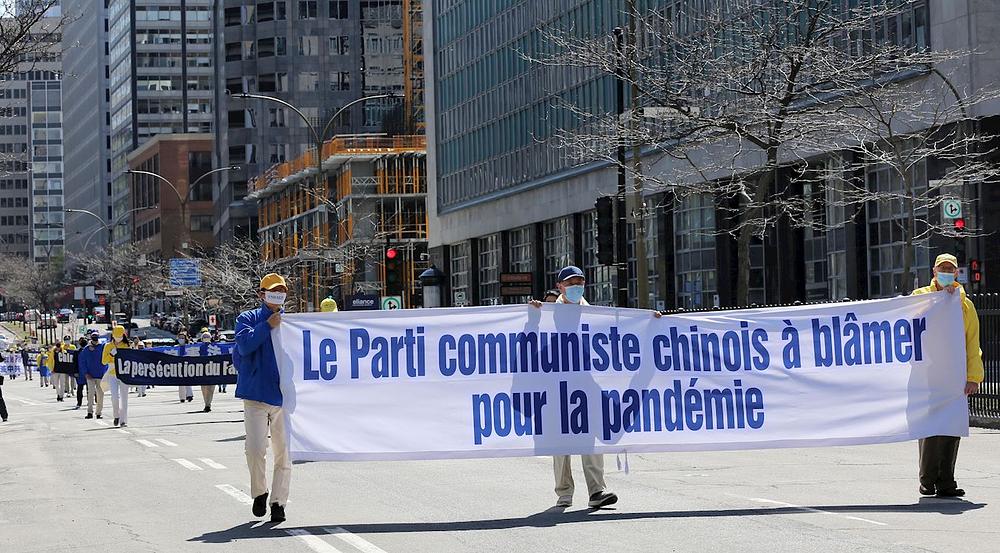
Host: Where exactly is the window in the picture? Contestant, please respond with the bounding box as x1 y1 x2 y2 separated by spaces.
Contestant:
298 36 318 56
329 0 347 18
478 234 500 305
674 194 718 309
298 0 317 19
329 35 349 55
190 214 213 232
543 217 574 286
268 107 287 127
298 72 320 91
329 72 350 91
449 241 470 306
581 212 615 306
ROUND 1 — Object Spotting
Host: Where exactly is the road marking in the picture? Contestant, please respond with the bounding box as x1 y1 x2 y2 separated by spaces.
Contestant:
287 529 347 553
172 458 203 471
738 496 887 526
136 439 160 448
325 527 389 553
215 484 252 505
198 458 226 470
116 429 130 435
8 396 42 406
154 438 178 447
95 420 109 427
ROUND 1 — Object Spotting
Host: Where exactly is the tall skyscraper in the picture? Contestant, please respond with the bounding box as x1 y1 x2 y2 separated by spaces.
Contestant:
107 0 215 244
62 0 112 254
215 0 423 242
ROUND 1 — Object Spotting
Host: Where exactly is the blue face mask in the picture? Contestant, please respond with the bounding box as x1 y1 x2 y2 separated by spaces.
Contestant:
563 285 585 303
936 272 955 287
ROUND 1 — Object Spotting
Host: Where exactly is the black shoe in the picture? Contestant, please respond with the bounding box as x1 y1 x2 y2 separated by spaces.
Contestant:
85 413 93 419
203 406 211 412
187 396 193 402
270 503 286 523
588 490 619 508
113 418 119 427
96 414 102 419
252 492 269 517
936 488 966 498
919 485 936 496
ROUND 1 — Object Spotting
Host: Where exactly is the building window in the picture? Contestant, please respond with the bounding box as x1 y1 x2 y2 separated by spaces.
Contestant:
449 241 470 306
298 0 317 19
581 211 615 307
268 107 287 127
329 72 350 91
298 72 320 91
478 234 500 306
298 35 318 56
865 161 930 297
329 0 347 18
190 214 213 232
330 35 349 55
542 216 574 288
674 194 717 309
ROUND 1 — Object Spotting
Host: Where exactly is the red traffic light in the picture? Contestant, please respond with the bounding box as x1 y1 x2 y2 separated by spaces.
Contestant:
386 247 398 260
953 218 966 230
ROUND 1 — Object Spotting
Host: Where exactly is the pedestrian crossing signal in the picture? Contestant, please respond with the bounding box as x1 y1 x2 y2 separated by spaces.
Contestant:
385 248 403 296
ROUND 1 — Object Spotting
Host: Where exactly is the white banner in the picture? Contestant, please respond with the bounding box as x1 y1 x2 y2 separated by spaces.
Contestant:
273 293 969 461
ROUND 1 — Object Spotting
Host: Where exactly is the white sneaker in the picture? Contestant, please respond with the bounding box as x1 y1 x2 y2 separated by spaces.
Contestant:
555 495 573 507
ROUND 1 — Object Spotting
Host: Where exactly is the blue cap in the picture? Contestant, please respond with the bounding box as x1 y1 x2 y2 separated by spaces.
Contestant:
557 265 585 282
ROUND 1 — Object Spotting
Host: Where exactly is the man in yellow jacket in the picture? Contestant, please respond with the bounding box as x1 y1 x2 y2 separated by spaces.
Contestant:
102 326 132 427
911 253 984 498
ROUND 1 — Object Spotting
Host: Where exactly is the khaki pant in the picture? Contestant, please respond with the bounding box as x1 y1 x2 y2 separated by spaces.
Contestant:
919 436 961 492
244 400 291 506
553 454 606 498
85 376 103 416
201 385 215 408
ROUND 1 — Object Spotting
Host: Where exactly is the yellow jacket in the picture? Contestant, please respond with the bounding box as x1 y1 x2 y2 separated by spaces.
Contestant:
102 341 130 377
912 279 984 383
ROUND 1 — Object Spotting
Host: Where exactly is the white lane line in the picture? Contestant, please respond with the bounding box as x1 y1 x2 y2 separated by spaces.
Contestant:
116 429 130 435
215 484 252 505
198 458 227 470
95 420 109 427
325 527 389 553
154 438 178 447
172 458 203 471
8 396 42 406
136 439 160 448
737 496 887 526
287 529 348 553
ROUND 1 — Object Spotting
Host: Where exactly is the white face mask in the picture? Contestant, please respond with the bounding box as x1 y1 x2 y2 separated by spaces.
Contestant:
264 291 287 306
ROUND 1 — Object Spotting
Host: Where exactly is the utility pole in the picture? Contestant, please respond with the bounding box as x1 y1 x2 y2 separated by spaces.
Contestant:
613 27 629 308
626 0 650 309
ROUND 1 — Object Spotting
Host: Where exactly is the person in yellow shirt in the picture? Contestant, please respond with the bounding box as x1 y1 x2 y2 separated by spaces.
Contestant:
102 326 132 427
35 349 49 388
911 253 984 498
47 337 77 402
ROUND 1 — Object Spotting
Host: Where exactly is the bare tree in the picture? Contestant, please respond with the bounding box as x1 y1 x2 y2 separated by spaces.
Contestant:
533 0 996 305
186 238 299 318
72 245 166 317
0 254 67 311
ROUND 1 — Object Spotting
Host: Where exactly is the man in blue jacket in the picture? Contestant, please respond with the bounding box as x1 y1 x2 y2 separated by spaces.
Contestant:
78 333 107 419
235 273 290 523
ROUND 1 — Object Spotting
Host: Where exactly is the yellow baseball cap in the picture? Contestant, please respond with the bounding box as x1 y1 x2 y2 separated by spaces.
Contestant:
260 273 287 290
112 325 126 340
934 254 959 268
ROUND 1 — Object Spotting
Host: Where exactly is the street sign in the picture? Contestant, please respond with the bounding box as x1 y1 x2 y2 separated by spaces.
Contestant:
941 199 962 220
453 291 467 306
208 314 217 326
347 294 379 311
169 258 202 287
381 296 402 310
499 272 533 297
94 289 110 295
164 290 183 297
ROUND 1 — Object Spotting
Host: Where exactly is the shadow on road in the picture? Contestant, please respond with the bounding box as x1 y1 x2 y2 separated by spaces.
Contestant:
141 420 243 428
216 434 246 442
188 501 986 543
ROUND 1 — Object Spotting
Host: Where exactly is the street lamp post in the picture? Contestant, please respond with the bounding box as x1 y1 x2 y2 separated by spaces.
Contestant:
124 166 238 256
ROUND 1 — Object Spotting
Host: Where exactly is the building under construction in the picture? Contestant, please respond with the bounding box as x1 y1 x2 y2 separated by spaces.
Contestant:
248 135 427 311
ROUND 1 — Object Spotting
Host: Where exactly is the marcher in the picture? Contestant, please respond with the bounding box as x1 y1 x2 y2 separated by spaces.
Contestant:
22 346 32 381
0 370 8 422
75 337 89 408
36 348 50 388
176 331 194 403
235 273 291 522
911 253 984 498
78 333 106 419
135 341 148 397
198 331 215 412
49 337 77 402
530 265 662 508
103 326 132 427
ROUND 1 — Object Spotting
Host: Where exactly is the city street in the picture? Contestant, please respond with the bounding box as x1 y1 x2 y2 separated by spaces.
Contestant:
2 368 999 552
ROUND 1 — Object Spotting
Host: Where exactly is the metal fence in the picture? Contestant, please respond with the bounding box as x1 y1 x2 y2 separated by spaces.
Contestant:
968 294 1000 423
662 293 1000 427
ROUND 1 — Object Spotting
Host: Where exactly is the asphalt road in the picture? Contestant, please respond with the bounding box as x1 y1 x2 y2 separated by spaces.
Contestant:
2 347 999 551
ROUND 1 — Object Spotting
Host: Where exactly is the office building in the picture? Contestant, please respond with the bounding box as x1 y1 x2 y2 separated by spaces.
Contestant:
215 0 424 243
62 0 113 254
425 0 1000 308
108 0 215 244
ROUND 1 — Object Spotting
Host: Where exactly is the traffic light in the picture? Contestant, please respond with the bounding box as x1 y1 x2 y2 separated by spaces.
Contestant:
595 196 615 266
953 217 966 231
970 259 983 286
385 247 403 296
